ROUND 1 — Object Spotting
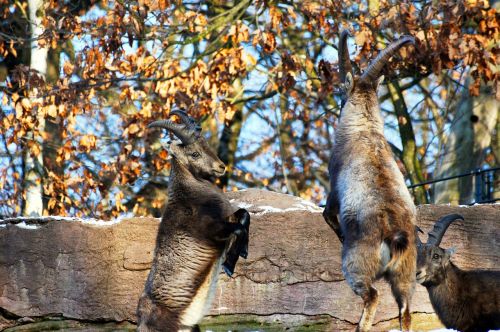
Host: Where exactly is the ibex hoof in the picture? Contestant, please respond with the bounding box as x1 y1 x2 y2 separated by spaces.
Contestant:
239 247 248 259
222 262 234 277
235 208 250 227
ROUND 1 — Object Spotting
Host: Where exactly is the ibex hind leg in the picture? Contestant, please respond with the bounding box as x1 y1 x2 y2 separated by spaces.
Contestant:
343 245 381 331
392 284 412 331
354 283 379 332
389 277 414 331
388 248 416 332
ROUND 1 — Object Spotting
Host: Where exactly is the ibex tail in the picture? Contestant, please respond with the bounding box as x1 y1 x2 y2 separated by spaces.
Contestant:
385 230 409 267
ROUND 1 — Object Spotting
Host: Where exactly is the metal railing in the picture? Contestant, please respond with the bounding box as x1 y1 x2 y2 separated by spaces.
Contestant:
408 167 500 204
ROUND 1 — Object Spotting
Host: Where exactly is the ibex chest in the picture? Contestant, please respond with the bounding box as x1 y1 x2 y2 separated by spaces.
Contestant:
180 255 223 326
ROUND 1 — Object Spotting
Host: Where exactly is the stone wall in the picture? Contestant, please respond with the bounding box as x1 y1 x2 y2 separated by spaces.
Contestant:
0 189 498 331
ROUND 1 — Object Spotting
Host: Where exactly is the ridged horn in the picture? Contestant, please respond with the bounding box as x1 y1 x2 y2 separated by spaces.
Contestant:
360 36 415 83
415 225 424 246
427 214 464 246
338 30 352 83
148 119 195 145
170 110 201 134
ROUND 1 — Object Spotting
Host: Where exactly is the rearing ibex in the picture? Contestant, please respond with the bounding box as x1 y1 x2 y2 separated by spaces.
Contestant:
137 110 250 332
322 31 417 332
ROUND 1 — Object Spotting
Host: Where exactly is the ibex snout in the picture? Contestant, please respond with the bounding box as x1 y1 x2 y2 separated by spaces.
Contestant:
416 268 426 283
213 162 226 176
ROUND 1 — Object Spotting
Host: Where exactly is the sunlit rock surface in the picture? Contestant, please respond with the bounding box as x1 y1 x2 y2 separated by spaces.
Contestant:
1 189 498 331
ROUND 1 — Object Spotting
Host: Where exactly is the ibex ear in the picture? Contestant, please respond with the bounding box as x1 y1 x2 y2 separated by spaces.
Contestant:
165 141 175 160
376 75 385 89
443 247 455 266
344 72 354 95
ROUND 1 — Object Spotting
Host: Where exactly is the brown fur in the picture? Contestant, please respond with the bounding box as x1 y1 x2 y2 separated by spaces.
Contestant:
137 126 249 331
417 222 500 332
323 33 416 332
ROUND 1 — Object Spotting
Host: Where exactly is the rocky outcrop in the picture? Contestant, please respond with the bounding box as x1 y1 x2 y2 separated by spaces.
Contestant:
0 189 498 331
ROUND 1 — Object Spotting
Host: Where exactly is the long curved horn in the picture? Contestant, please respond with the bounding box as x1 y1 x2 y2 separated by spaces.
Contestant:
170 110 201 134
148 119 195 145
415 225 424 246
360 36 415 83
338 30 352 83
427 214 464 246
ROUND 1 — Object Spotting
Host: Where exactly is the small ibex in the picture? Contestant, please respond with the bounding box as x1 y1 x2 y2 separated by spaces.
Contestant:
417 214 500 332
322 31 417 332
137 110 250 332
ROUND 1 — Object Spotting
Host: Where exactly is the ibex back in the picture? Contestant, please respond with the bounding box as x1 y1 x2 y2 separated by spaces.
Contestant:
322 31 417 332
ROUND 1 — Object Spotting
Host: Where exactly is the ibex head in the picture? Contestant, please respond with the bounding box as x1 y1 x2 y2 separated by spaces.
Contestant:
338 30 415 104
149 110 226 179
415 214 464 286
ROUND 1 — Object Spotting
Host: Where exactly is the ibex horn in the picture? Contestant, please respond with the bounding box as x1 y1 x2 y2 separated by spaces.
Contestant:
415 225 424 246
148 119 196 145
360 36 415 83
427 214 464 246
338 30 353 83
170 109 201 134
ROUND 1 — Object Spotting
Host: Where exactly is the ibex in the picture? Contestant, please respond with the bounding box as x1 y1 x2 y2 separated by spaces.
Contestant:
417 214 500 332
137 110 250 332
322 31 417 331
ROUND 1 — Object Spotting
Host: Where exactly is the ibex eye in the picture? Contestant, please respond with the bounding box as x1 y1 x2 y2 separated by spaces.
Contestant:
432 253 440 260
191 152 201 159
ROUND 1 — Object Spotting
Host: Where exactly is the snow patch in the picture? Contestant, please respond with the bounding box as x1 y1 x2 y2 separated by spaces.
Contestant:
79 217 123 226
48 216 124 226
253 203 322 216
293 199 323 211
16 222 39 230
0 215 127 228
230 197 322 215
230 200 253 210
254 205 284 214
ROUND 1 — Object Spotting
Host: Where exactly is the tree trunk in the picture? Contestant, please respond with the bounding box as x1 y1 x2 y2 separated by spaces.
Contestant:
217 103 244 189
387 81 428 204
433 86 498 204
23 0 47 216
276 94 299 195
42 46 65 214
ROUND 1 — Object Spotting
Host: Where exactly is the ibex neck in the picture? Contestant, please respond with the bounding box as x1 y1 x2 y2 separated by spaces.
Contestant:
339 95 384 133
427 263 464 325
444 263 462 289
168 159 219 202
429 263 461 302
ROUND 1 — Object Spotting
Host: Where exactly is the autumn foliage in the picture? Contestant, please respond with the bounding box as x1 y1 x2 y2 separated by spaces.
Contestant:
0 0 498 218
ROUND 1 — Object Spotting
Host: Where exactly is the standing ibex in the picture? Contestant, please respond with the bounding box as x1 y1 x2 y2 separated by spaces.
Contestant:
417 214 500 332
322 31 417 332
137 110 250 332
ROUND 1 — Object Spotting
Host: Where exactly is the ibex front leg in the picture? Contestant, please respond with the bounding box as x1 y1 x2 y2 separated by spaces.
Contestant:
323 191 344 243
222 208 250 276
